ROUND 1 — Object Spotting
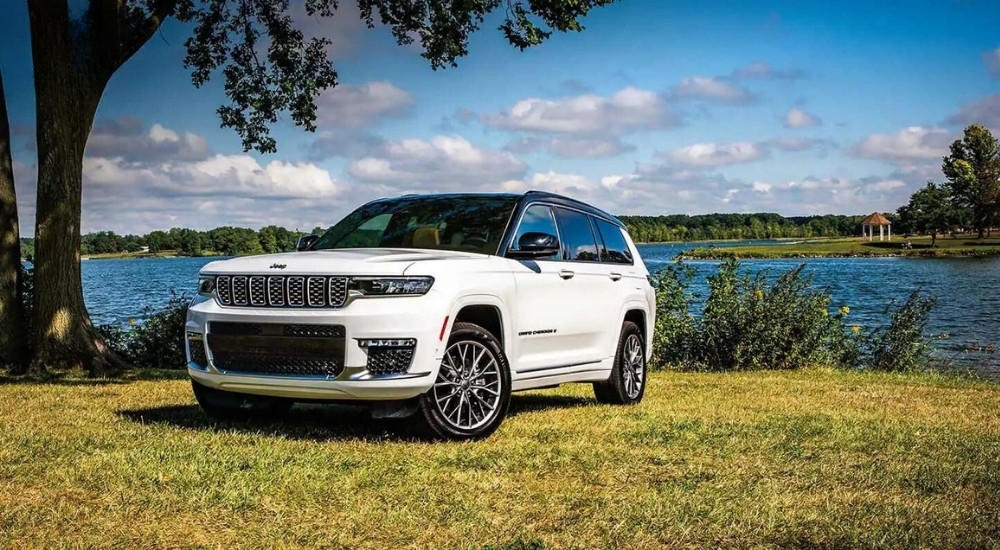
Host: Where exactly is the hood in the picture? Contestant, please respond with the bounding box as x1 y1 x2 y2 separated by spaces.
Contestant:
199 248 487 276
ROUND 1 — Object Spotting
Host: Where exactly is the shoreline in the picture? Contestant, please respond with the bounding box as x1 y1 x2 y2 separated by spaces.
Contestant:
672 236 1000 260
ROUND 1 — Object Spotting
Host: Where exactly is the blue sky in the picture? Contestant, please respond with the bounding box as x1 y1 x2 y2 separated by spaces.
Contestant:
2 0 999 234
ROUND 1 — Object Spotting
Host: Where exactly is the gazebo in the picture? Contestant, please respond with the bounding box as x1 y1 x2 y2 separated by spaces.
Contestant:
861 212 892 241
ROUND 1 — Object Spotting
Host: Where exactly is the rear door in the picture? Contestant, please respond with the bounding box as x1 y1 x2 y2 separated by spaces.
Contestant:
590 216 646 353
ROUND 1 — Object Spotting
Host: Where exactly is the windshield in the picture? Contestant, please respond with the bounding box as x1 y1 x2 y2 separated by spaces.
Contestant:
310 195 520 255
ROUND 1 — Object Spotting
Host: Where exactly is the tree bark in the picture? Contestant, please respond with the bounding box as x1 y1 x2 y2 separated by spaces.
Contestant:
0 71 28 371
27 0 124 376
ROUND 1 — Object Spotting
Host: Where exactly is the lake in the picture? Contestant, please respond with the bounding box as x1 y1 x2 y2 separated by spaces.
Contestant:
81 242 1000 378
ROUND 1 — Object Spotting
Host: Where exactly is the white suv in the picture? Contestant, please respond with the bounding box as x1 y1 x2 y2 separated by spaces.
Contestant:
186 191 655 439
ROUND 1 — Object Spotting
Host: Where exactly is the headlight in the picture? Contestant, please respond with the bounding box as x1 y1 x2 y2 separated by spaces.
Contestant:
350 276 434 296
197 275 216 297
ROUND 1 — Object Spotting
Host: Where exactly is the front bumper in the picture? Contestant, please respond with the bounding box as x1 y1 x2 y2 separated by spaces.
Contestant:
185 292 449 401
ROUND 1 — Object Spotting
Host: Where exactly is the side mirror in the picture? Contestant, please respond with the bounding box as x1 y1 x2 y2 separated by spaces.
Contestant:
509 232 561 258
296 234 319 251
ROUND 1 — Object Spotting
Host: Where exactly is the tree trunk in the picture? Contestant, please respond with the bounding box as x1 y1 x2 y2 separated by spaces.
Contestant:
930 231 936 247
0 71 28 371
27 0 125 376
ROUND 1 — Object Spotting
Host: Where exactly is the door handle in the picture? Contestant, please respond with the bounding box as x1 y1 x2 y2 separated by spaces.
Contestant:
558 269 575 279
609 272 622 281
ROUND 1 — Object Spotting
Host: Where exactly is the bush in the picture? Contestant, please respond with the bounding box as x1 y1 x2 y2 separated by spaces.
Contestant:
651 259 937 373
650 260 697 367
865 290 938 372
693 258 851 371
95 294 189 369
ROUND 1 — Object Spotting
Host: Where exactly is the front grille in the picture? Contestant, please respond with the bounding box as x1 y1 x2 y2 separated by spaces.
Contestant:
206 322 346 377
366 346 415 375
211 351 343 377
214 275 349 308
209 322 345 338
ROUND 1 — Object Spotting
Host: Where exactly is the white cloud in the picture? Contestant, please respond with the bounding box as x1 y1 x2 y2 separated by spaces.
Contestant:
869 179 906 193
485 87 675 135
661 141 765 168
85 118 211 162
503 135 636 158
783 106 821 128
763 137 836 152
347 135 527 190
288 0 369 60
316 81 415 128
751 181 771 193
984 47 1000 77
947 93 1000 129
669 76 753 105
850 126 953 163
85 154 339 200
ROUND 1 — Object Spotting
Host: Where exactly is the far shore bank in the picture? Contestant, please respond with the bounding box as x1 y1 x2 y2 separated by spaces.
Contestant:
678 235 1000 260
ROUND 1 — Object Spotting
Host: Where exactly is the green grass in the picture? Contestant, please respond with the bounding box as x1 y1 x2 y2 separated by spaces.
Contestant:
2 369 999 549
682 235 1000 260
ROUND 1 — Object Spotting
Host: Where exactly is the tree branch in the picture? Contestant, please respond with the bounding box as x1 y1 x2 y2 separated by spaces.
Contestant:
122 0 180 64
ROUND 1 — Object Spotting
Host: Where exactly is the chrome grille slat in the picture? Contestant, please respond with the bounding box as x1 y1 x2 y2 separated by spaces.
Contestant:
231 276 248 305
216 276 232 305
307 277 326 307
213 274 352 308
329 277 348 307
287 276 305 306
249 276 266 306
267 276 284 306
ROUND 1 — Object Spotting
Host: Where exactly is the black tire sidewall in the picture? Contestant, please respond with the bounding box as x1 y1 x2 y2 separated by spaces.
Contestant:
618 322 647 404
596 321 646 405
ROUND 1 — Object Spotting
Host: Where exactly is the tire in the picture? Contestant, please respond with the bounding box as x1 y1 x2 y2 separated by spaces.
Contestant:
420 321 512 440
594 321 647 405
191 379 294 421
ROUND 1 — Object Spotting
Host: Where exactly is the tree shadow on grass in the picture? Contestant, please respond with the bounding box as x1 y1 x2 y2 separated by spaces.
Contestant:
115 392 598 443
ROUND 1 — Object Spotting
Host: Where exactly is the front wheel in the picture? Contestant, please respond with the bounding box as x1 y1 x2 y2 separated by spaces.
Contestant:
420 322 512 440
593 321 647 405
191 379 294 421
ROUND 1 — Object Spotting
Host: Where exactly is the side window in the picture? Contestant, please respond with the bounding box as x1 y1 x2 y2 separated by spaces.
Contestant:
595 218 634 264
554 207 600 262
510 205 560 260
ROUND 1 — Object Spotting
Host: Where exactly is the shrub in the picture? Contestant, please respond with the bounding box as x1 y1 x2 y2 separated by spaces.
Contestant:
865 290 938 372
691 258 852 371
650 260 697 367
650 259 936 373
95 294 189 369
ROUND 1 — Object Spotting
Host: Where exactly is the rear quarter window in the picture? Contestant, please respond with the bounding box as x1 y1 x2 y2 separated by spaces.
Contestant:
595 218 634 264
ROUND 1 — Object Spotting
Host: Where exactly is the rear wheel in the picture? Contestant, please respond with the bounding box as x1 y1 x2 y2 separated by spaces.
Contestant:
191 379 294 421
594 321 646 405
420 322 511 440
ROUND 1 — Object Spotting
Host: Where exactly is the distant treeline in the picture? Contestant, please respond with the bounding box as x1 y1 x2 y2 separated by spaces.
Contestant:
618 213 886 243
16 213 888 260
20 225 327 260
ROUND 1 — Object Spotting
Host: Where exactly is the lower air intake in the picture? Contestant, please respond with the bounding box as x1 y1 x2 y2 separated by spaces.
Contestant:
365 346 415 375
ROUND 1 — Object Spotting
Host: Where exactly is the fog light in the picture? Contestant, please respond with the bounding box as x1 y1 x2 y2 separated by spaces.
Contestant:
187 332 208 369
358 338 416 375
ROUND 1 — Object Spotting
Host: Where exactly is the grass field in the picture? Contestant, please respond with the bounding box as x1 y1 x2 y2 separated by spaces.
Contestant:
2 369 999 549
682 235 1000 260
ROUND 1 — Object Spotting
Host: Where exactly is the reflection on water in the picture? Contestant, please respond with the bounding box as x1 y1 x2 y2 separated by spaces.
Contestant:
81 243 1000 378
